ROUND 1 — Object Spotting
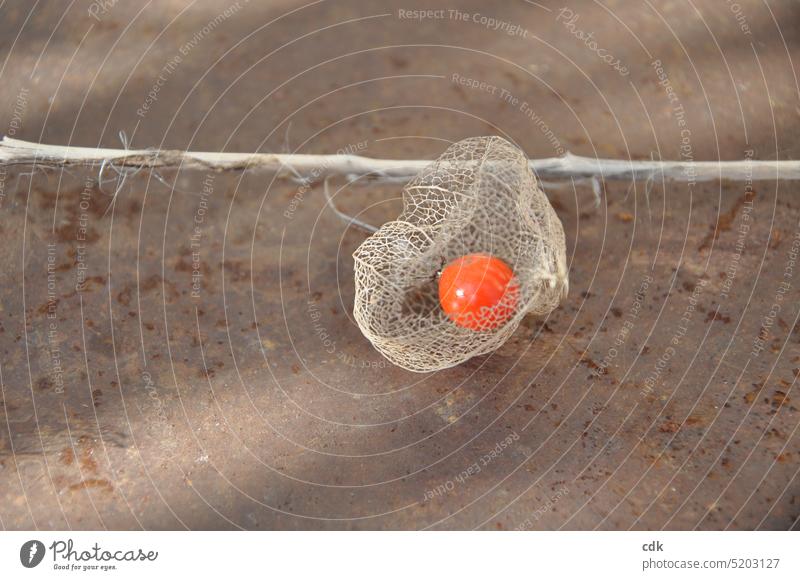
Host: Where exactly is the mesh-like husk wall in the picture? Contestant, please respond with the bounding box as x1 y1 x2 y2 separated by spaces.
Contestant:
352 136 568 372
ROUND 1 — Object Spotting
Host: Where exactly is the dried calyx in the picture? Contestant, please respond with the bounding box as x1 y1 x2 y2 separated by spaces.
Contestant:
352 136 568 372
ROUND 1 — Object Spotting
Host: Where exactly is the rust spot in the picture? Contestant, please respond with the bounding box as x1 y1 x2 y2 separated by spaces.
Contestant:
79 447 98 474
659 420 680 433
71 276 106 295
223 260 251 283
616 212 634 223
578 353 607 375
175 256 210 276
36 376 54 391
37 298 60 315
55 224 101 245
117 286 131 306
68 478 113 493
141 274 161 291
769 228 783 249
772 390 790 407
698 191 756 253
705 310 731 324
389 55 409 69
60 448 75 466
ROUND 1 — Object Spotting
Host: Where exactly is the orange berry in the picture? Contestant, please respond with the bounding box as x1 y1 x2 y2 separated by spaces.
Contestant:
438 253 519 330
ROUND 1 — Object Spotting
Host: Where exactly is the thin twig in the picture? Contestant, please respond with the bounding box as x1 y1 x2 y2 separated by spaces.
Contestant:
322 177 379 234
2 136 799 183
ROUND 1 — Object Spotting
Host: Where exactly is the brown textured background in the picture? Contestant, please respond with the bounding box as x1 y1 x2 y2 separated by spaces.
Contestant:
0 0 799 530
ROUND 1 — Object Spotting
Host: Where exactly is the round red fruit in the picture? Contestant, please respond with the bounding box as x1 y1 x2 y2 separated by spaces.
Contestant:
438 253 519 330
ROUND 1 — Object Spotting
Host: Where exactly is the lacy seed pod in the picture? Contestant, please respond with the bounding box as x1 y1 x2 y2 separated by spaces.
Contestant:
352 136 568 372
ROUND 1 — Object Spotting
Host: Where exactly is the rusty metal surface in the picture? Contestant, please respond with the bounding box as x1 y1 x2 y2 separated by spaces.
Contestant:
0 0 799 530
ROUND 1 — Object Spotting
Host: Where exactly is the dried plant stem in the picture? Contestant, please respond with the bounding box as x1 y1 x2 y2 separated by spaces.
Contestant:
2 136 799 183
